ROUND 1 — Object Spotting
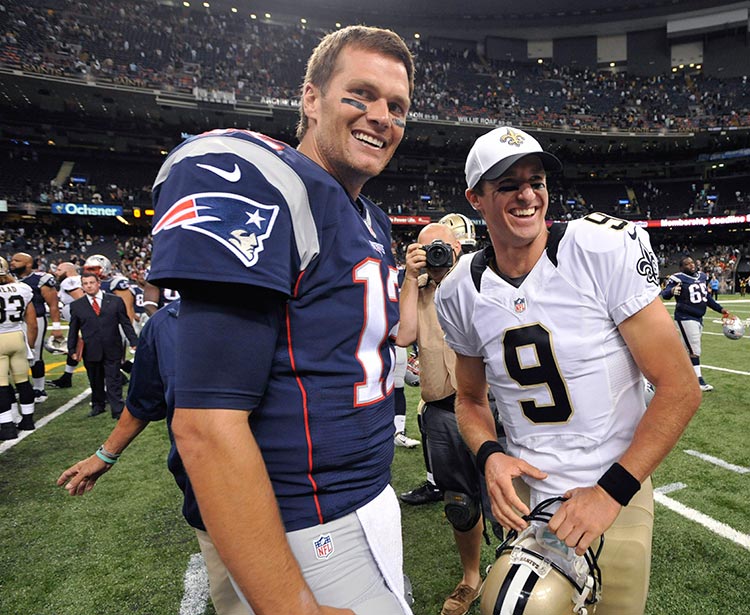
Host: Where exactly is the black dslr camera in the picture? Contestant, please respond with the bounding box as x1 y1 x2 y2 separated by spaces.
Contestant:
424 239 454 268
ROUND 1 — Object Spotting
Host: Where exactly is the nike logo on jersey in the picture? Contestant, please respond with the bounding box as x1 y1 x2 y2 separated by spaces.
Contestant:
196 162 242 182
153 192 279 267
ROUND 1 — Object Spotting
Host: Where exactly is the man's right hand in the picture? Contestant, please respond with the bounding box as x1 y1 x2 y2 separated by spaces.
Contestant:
672 283 681 296
404 242 426 281
484 452 548 532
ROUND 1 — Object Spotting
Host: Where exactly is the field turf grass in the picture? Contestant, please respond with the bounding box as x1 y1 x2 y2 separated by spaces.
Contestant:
2 301 749 614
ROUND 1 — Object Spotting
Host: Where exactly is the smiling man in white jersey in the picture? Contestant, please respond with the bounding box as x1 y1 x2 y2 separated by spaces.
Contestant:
434 126 701 615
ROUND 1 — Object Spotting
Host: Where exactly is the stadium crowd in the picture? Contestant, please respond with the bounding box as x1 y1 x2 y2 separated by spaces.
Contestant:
2 0 750 132
1 219 746 294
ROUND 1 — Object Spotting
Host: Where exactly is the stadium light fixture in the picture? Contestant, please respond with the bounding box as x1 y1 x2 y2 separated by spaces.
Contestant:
265 12 271 18
414 33 420 39
202 2 209 7
134 208 142 218
301 18 307 23
537 58 543 64
183 1 189 6
250 13 257 19
609 62 615 68
335 22 341 28
231 7 237 12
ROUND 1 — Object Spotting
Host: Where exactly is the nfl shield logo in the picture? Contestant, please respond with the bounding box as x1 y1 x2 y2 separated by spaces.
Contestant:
314 534 334 560
514 298 526 313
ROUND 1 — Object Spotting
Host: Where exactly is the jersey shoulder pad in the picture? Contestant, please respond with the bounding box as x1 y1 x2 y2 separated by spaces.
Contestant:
60 276 82 292
109 275 130 291
38 272 56 287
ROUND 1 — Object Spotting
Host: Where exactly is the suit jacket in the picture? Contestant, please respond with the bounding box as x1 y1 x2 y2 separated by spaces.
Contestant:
67 293 138 362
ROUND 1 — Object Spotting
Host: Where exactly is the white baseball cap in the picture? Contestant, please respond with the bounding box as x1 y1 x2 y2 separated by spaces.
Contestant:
465 126 562 189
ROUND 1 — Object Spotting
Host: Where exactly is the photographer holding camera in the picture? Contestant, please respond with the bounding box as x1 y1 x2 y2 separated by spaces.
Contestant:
397 217 487 615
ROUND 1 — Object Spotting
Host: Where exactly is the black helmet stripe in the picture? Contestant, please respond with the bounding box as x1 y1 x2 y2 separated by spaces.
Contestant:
515 570 539 615
492 563 539 615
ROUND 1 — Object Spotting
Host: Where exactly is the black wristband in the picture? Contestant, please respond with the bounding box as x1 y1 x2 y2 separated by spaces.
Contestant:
597 462 641 506
476 440 504 474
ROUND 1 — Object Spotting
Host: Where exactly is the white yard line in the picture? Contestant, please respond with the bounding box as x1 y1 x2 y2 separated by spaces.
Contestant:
0 389 91 455
701 364 750 376
684 450 750 474
654 487 750 551
179 553 210 615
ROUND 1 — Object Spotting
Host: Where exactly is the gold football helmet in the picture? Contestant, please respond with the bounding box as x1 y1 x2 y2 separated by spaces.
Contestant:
480 497 603 615
438 212 476 249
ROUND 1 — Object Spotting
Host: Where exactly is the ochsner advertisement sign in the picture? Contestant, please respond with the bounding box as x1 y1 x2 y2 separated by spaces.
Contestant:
52 202 123 217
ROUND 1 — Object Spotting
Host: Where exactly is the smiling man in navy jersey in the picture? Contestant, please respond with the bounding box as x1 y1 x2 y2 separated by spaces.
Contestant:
148 26 414 615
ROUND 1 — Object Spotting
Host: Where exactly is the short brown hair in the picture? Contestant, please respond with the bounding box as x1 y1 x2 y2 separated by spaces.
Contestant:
296 25 414 140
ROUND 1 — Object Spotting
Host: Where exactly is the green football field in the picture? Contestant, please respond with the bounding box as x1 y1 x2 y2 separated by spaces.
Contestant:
2 300 749 615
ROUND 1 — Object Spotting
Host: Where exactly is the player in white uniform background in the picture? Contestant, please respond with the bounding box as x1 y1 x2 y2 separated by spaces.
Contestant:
0 257 38 440
47 262 84 389
434 126 701 615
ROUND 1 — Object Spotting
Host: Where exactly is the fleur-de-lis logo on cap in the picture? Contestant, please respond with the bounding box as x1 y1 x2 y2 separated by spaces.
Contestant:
500 128 525 147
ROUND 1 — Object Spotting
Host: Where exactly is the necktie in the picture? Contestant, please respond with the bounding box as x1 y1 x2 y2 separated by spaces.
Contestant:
92 297 101 316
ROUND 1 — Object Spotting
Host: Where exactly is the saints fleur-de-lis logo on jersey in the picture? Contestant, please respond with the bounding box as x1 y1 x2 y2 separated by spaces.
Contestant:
500 128 525 147
636 237 659 287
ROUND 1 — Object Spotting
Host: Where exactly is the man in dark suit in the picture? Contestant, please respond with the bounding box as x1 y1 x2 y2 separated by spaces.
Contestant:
68 272 138 419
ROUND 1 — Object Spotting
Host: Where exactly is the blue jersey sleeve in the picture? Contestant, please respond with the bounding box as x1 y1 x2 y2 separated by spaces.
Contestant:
149 131 320 297
175 287 284 410
126 315 168 421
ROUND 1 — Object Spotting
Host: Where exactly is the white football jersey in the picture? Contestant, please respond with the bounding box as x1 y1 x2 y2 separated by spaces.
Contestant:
59 275 82 321
0 282 34 334
435 214 661 504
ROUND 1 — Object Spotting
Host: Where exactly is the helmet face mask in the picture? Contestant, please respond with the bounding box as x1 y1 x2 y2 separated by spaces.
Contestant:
722 317 745 340
480 497 603 615
44 335 69 355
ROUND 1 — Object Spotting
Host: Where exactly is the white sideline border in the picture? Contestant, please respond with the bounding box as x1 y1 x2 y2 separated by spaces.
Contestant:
180 553 210 615
0 389 91 455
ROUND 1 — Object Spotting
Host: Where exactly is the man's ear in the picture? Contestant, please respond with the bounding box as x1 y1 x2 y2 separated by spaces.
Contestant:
302 82 319 125
465 188 480 211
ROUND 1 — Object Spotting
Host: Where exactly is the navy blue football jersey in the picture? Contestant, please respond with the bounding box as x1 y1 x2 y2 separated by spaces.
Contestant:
19 272 55 317
149 129 400 531
129 283 145 315
100 274 130 295
661 270 723 322
125 301 203 529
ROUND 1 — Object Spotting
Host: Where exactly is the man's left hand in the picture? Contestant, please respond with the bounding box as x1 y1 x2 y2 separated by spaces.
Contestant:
548 486 621 555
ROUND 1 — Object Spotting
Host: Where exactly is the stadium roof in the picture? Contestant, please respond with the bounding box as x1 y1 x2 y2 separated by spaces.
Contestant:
209 0 747 37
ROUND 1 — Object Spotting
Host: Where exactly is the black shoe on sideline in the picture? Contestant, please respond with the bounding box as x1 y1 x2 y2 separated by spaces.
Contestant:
399 481 443 505
17 415 35 431
88 406 106 417
47 375 73 389
0 422 19 440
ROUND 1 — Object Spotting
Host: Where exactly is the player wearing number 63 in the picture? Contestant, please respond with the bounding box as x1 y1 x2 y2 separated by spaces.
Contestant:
148 26 414 615
434 126 701 615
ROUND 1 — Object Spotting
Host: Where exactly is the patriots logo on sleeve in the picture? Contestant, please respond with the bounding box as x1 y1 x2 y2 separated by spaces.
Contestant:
153 192 280 267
